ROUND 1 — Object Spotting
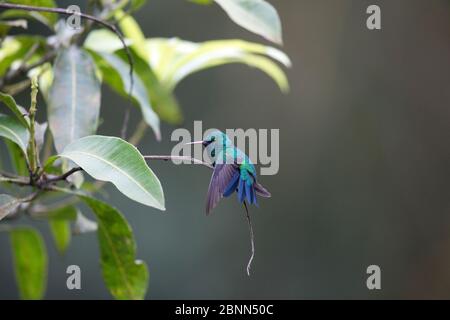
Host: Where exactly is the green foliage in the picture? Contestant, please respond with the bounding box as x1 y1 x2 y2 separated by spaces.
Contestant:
9 227 48 300
47 45 101 153
0 114 29 157
0 0 289 300
80 195 149 300
55 135 165 210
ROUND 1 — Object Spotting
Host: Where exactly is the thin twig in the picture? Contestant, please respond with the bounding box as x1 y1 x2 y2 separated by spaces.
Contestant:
144 155 214 169
243 201 255 276
44 167 83 184
0 3 135 111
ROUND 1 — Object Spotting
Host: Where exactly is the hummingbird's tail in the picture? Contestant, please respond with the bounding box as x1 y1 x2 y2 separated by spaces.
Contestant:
254 182 271 198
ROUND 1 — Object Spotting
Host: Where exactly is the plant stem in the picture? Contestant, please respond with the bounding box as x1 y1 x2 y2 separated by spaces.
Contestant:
27 78 39 176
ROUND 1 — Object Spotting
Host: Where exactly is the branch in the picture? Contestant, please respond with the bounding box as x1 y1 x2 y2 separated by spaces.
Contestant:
43 167 83 185
0 3 134 106
143 155 214 169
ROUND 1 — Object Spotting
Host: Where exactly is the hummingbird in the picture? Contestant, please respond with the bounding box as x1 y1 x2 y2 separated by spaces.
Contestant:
187 130 271 275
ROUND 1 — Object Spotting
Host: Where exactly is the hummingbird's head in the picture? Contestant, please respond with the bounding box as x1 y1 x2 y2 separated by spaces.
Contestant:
186 130 231 163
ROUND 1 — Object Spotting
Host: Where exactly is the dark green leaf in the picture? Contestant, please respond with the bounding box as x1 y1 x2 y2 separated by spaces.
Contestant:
81 195 149 300
47 46 101 153
5 140 28 175
0 92 29 128
0 114 30 158
49 219 71 254
10 227 47 300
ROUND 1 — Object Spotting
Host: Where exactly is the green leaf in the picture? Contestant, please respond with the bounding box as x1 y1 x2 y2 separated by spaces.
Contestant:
88 51 161 140
47 206 77 254
49 219 71 254
85 29 182 125
0 36 45 78
214 0 283 44
10 227 47 300
0 92 29 128
47 46 101 153
1 0 57 28
84 29 133 53
146 38 291 92
190 0 213 4
0 114 30 159
0 194 20 221
80 195 148 300
115 10 148 60
5 140 28 175
58 135 165 210
116 49 183 124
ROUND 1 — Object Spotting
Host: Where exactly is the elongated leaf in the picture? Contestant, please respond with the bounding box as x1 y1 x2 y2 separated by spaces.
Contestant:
116 49 183 124
214 0 283 44
2 0 57 27
0 92 29 128
49 219 71 254
47 46 101 153
5 140 28 175
78 195 148 300
146 38 290 91
88 51 161 140
58 135 165 210
84 29 133 53
0 194 20 221
0 114 29 158
47 206 77 254
10 227 47 300
115 10 147 60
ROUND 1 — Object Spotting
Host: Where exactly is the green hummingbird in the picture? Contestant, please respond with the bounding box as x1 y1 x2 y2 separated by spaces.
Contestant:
188 130 271 275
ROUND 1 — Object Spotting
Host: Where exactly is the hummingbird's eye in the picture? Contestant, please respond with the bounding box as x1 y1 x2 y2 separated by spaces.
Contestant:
210 136 216 142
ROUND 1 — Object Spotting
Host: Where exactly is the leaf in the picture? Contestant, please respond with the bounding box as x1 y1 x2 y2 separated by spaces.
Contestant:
116 48 183 124
0 92 29 128
80 194 148 300
0 114 29 158
115 10 147 60
84 29 133 53
5 140 28 175
58 135 165 210
10 227 47 300
0 194 20 221
1 0 57 27
0 36 45 78
47 206 77 254
88 51 161 140
146 38 291 92
214 0 283 44
49 219 71 254
47 46 101 153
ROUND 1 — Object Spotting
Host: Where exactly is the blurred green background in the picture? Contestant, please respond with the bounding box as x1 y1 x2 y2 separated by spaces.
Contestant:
1 0 450 299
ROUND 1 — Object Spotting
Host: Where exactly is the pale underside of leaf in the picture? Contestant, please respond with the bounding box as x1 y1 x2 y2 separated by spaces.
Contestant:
59 135 165 210
214 0 283 45
47 46 101 153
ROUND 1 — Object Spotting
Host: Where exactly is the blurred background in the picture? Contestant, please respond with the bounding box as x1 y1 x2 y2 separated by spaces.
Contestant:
1 0 450 299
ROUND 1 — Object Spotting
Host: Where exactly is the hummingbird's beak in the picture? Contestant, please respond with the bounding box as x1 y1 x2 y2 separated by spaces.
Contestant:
185 140 205 145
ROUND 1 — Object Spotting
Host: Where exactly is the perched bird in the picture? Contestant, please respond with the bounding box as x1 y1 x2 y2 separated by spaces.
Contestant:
187 130 271 275
188 130 271 214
